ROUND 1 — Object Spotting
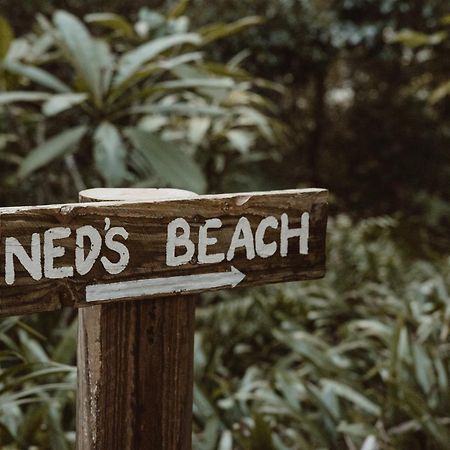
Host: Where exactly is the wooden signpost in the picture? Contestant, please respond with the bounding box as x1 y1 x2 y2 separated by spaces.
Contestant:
0 187 328 449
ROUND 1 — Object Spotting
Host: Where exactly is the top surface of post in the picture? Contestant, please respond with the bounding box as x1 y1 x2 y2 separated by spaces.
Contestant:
79 188 198 202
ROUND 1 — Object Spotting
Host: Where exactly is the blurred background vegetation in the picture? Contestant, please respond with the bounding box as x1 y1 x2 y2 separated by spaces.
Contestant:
0 0 449 449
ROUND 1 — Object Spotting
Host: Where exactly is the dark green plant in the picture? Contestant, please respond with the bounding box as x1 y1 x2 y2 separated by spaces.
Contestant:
0 314 77 448
193 216 450 449
390 14 450 104
0 7 277 203
1 217 448 449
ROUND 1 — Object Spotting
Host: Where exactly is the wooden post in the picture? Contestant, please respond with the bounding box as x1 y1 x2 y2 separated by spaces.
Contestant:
76 189 198 450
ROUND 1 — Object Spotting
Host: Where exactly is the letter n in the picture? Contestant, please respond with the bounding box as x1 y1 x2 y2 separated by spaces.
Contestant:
5 234 42 285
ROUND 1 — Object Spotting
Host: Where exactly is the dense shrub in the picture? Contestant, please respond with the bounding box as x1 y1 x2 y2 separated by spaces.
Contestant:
1 216 448 449
0 9 279 205
194 216 450 449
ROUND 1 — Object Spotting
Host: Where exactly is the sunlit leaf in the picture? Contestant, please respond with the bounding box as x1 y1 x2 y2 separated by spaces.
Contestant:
391 29 447 48
429 80 450 104
199 17 264 43
126 127 206 193
4 62 70 93
115 33 202 85
0 16 14 60
321 380 381 416
18 126 87 179
130 102 225 116
42 93 88 116
0 91 50 104
167 0 191 19
94 122 129 187
53 11 111 105
84 13 135 37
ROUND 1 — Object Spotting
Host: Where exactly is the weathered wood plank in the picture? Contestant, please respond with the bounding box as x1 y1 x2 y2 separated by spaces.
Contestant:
0 189 327 316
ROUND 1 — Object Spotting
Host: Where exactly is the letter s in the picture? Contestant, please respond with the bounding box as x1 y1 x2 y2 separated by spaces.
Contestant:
101 227 130 275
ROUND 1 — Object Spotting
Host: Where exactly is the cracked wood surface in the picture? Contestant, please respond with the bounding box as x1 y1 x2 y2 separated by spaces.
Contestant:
0 188 327 316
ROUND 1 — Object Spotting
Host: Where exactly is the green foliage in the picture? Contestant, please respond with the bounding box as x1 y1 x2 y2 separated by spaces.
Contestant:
189 0 450 215
193 216 450 449
0 8 277 202
391 16 450 105
2 216 448 449
0 17 14 61
0 314 77 448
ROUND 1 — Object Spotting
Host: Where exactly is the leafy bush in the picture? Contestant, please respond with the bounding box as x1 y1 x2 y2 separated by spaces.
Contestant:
193 216 450 449
0 313 77 448
390 14 450 105
0 8 278 204
1 216 448 449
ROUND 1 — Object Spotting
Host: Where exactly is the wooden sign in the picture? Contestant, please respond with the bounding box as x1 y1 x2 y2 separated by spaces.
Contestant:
0 189 327 316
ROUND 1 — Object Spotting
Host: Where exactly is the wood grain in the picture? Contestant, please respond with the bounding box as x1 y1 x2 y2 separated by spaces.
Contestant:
77 296 196 450
0 189 328 316
77 188 196 450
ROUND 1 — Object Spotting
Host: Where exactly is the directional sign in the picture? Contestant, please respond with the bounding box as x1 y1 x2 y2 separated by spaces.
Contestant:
0 189 327 316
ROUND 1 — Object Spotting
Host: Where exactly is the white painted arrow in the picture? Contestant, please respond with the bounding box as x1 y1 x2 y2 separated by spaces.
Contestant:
85 266 246 303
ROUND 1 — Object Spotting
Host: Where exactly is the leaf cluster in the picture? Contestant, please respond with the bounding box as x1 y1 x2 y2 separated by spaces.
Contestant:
0 6 279 201
193 216 450 449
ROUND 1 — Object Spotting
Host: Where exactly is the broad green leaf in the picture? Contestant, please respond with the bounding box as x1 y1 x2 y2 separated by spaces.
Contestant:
95 39 114 96
321 380 381 416
42 93 88 116
360 435 378 450
156 51 204 70
391 29 447 48
0 91 50 105
47 403 70 450
201 61 285 92
198 17 263 43
53 11 111 105
131 102 225 116
170 65 235 101
3 37 29 62
0 402 22 439
227 129 255 154
0 317 20 334
168 0 191 19
109 52 204 101
217 430 232 450
52 320 78 365
188 117 211 145
4 62 70 93
18 330 48 363
430 80 450 104
156 77 234 90
412 343 434 395
12 366 75 386
193 383 216 421
94 122 128 187
18 126 87 179
84 13 134 37
126 127 206 193
0 16 13 60
115 33 202 85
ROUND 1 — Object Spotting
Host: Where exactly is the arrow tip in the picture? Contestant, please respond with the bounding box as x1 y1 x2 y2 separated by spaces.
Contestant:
230 266 246 288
